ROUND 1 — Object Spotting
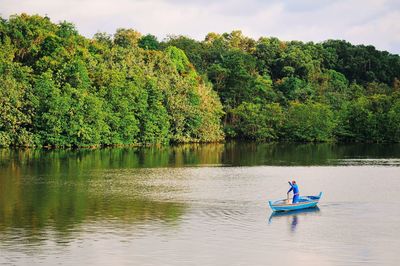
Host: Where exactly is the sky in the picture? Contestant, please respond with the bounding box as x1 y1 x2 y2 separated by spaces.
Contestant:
1 0 400 54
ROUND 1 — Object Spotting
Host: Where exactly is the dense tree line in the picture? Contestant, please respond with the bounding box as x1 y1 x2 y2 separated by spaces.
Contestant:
1 14 399 147
0 14 223 147
161 31 400 142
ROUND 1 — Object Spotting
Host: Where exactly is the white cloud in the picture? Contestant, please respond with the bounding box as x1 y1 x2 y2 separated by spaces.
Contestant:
345 10 400 52
0 0 399 53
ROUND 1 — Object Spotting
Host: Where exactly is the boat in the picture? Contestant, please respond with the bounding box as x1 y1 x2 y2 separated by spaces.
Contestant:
268 192 323 212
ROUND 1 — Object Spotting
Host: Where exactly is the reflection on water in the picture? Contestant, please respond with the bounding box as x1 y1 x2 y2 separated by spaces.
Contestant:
1 142 400 265
222 142 400 166
0 168 186 247
335 158 400 166
1 142 400 169
268 207 321 232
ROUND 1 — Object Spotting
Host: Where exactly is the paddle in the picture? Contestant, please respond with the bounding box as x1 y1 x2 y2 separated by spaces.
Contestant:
285 193 291 204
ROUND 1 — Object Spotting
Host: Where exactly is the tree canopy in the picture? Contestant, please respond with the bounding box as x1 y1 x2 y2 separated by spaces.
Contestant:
0 14 223 147
163 30 400 143
1 14 399 147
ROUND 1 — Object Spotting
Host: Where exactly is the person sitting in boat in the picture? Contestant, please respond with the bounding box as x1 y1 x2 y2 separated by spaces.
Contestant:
287 180 300 204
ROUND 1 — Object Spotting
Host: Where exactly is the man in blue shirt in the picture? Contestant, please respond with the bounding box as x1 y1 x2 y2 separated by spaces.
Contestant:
287 180 300 204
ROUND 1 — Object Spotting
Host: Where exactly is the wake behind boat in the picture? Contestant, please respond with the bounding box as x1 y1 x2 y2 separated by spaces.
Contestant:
269 192 323 212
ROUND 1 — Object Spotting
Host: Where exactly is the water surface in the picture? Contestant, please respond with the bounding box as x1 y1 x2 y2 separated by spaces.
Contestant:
0 143 399 265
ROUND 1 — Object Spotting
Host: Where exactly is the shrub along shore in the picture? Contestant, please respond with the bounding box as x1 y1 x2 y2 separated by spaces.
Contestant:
1 14 400 147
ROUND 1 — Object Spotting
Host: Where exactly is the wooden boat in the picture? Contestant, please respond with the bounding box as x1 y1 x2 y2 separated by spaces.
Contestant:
269 192 323 212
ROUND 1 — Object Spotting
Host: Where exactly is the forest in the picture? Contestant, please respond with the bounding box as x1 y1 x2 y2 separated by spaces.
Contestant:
1 14 400 147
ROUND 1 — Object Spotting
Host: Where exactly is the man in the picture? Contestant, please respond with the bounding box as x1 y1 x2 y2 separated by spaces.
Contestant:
287 180 300 204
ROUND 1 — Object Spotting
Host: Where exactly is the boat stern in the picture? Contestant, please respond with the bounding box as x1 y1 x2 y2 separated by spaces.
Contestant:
268 201 276 211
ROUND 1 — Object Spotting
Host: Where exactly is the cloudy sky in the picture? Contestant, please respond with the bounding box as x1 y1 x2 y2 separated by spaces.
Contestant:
1 0 399 53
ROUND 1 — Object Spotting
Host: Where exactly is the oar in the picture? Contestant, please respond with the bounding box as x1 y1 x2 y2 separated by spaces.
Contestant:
285 193 291 204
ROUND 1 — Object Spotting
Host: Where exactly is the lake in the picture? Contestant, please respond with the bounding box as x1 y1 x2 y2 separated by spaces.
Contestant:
1 142 400 265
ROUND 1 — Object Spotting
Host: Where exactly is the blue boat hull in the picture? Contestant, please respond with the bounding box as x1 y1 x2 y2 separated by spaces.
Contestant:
269 192 323 212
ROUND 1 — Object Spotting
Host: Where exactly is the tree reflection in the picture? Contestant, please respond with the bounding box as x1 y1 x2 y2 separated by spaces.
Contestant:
0 147 211 244
1 142 399 245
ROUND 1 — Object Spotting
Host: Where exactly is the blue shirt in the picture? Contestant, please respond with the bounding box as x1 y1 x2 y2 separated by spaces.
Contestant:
288 183 299 195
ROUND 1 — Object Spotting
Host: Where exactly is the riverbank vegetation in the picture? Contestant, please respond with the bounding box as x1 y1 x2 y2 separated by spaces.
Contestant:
1 14 400 147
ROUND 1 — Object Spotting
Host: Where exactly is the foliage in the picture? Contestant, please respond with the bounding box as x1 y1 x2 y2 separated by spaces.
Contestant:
163 30 400 143
1 14 400 146
232 102 283 140
284 102 336 142
138 34 160 50
336 95 393 142
0 14 224 147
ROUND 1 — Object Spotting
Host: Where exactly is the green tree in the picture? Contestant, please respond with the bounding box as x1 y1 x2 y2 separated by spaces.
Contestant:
335 95 392 142
0 54 34 146
232 102 283 140
284 101 336 142
114 28 141 48
275 77 314 103
2 14 400 147
388 99 400 142
139 34 160 50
